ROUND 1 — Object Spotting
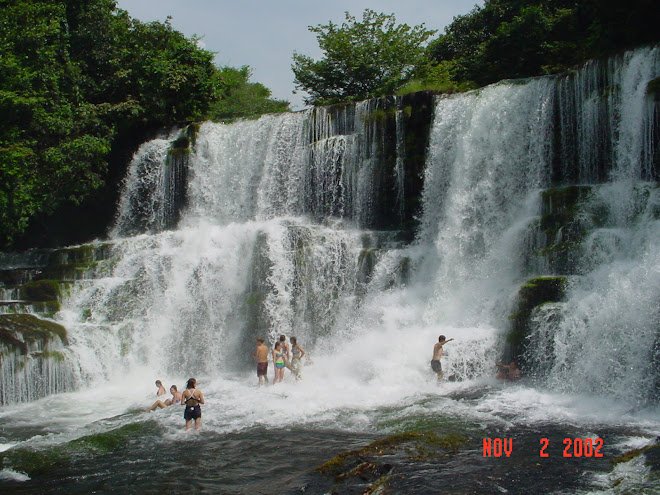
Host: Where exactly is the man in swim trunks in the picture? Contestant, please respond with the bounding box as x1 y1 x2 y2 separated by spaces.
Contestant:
431 335 454 382
253 338 269 386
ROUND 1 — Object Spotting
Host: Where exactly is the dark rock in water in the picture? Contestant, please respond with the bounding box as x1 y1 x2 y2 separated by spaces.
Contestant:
612 439 660 473
315 431 468 493
0 422 156 477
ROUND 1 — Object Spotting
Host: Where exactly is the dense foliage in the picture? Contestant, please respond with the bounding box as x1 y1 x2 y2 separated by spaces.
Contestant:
429 0 660 86
293 2 659 104
292 10 436 105
0 0 212 245
0 0 289 248
208 66 290 121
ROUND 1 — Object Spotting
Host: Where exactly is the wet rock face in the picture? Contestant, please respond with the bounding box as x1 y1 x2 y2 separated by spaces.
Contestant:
506 276 567 367
0 313 72 405
312 91 436 239
0 243 113 404
0 313 67 350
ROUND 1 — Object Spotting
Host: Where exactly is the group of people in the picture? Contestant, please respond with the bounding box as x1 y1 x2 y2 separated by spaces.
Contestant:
146 334 307 427
430 335 522 382
147 378 205 431
147 334 517 429
253 334 306 386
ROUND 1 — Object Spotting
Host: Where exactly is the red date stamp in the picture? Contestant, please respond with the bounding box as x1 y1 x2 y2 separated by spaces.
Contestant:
483 438 604 457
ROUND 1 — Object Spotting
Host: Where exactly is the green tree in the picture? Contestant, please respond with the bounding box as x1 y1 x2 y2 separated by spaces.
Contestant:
207 66 290 121
292 9 436 105
428 0 660 87
0 0 220 247
0 0 112 243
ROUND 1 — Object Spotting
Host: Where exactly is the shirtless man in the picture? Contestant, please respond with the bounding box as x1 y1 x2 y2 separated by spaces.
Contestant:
253 338 269 386
431 335 454 382
496 361 522 381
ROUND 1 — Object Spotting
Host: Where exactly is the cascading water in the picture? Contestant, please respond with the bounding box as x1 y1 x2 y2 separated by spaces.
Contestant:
523 46 660 408
1 45 659 493
419 76 555 327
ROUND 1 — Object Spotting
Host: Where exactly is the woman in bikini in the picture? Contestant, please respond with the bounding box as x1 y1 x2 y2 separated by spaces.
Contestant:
182 377 205 431
272 341 286 384
147 385 183 412
155 380 167 396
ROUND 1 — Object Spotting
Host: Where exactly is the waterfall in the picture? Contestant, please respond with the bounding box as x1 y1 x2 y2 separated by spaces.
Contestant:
111 134 180 237
50 95 422 385
420 77 555 326
525 46 660 406
0 336 72 404
3 46 657 410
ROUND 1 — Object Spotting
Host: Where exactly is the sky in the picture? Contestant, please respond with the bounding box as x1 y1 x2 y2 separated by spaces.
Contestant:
115 0 482 110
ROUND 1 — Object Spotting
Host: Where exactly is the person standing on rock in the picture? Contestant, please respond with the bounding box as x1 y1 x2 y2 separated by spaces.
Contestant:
431 335 454 382
182 377 204 431
253 338 269 386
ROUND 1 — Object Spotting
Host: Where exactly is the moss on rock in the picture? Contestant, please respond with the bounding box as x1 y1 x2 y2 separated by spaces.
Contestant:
0 423 154 476
0 314 68 353
507 277 567 357
19 279 61 302
611 441 660 470
317 431 468 477
316 429 469 493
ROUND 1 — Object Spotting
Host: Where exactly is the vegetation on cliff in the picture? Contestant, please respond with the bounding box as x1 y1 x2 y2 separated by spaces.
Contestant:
293 2 660 103
2 0 658 248
429 0 659 87
0 0 288 248
292 10 436 105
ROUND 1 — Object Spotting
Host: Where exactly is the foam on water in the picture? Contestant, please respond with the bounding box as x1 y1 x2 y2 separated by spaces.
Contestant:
0 469 30 482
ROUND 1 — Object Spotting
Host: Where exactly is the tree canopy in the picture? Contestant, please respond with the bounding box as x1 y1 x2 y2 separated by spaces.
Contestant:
292 9 436 105
428 0 660 86
208 66 290 121
0 0 289 248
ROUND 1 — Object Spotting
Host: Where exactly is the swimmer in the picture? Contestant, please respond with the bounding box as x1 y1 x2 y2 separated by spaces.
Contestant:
279 335 290 363
272 341 286 384
253 338 269 386
289 337 306 380
155 380 167 396
182 378 204 431
147 385 183 412
496 361 522 381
